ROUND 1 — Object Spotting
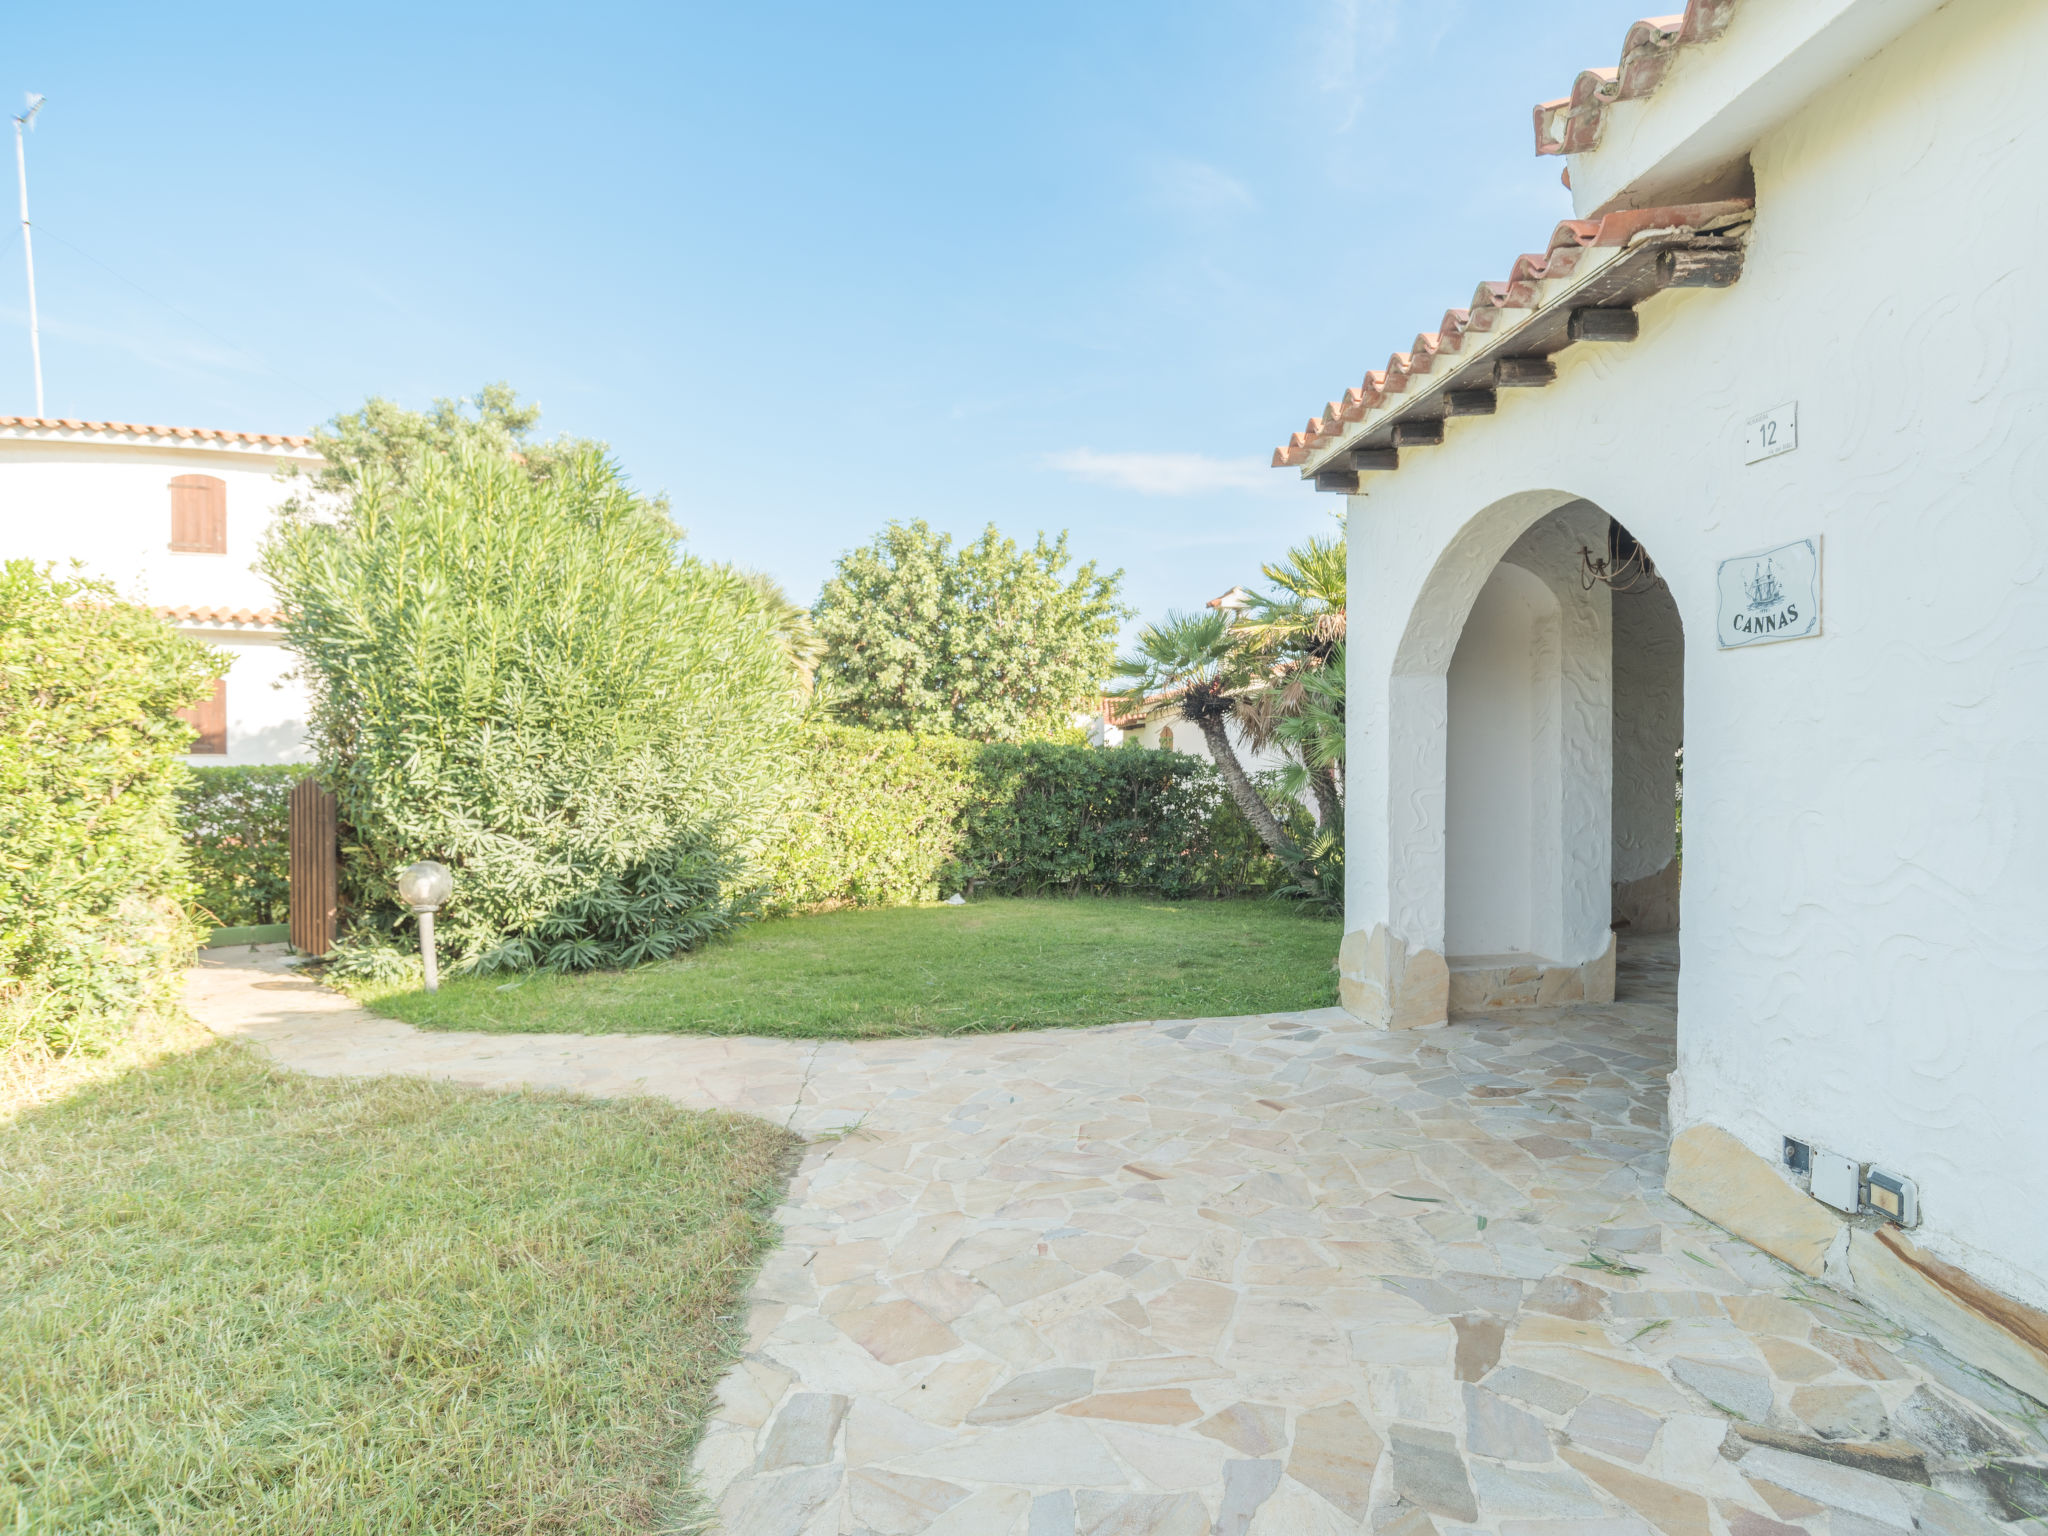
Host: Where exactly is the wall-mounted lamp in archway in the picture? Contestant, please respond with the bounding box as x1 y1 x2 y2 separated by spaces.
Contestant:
1579 522 1659 593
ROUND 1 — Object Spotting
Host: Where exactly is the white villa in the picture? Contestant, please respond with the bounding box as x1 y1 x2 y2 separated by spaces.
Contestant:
1275 0 2048 1407
0 415 321 765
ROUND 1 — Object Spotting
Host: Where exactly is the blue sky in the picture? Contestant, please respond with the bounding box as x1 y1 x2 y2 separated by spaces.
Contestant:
6 1 1628 625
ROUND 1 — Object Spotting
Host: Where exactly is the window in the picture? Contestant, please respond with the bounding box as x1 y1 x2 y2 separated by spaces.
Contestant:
179 678 227 755
168 474 227 553
1158 726 1175 752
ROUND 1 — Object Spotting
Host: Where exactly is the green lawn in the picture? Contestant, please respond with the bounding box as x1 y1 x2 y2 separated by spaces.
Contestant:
356 896 1339 1040
0 1039 796 1534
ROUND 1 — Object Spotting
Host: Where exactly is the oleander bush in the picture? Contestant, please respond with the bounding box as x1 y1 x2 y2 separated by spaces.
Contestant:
0 561 218 1057
763 726 1302 911
263 447 801 974
179 765 303 930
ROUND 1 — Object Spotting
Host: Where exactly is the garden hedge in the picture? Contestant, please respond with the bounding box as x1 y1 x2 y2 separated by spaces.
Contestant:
0 562 218 1056
178 765 302 930
171 729 1301 942
953 739 1292 898
764 726 1302 911
768 727 979 910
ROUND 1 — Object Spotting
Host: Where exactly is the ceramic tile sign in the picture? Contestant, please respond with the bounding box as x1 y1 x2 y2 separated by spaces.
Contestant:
1744 401 1798 463
1717 537 1820 649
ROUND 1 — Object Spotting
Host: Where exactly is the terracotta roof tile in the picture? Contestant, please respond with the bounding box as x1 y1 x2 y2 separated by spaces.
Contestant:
156 605 287 629
0 415 313 449
1533 0 1737 156
1271 199 1752 469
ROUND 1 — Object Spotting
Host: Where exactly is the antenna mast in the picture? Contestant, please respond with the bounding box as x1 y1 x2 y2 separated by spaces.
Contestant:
13 93 44 418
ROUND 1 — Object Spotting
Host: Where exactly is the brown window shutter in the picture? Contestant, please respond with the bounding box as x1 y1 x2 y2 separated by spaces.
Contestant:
168 475 227 553
179 678 228 755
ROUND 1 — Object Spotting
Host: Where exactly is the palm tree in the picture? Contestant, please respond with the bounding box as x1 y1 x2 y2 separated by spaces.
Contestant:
1232 536 1346 830
1233 535 1346 663
737 570 826 701
1110 610 1300 865
1272 647 1344 777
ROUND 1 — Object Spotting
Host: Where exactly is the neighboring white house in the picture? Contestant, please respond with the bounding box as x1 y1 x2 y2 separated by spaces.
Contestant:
1274 0 2048 1401
1079 697 1295 775
0 416 320 765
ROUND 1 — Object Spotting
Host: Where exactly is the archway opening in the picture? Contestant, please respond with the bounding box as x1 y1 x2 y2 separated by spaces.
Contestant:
1435 503 1683 1014
1609 545 1684 941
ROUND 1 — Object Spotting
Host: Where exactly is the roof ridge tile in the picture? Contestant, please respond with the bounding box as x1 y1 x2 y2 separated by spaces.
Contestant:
1534 0 1739 156
0 415 314 449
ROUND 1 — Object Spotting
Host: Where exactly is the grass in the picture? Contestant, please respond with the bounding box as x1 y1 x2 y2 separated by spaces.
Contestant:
353 895 1341 1040
1 1004 211 1124
0 1037 797 1534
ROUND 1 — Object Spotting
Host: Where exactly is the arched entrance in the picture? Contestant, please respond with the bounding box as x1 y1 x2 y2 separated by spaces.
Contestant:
1339 491 1682 1027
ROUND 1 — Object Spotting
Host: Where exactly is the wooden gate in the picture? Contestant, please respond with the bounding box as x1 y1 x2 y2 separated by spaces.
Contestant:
288 778 339 956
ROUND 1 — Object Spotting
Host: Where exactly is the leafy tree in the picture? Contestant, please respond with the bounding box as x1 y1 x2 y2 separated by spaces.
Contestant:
291 386 840 709
287 382 608 505
814 520 1129 741
1 563 218 1055
263 446 799 974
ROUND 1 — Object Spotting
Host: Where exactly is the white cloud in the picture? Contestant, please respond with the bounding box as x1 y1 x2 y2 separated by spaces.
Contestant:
1044 448 1279 497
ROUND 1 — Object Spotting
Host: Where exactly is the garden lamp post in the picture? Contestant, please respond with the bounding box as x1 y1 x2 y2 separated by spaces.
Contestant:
396 860 454 992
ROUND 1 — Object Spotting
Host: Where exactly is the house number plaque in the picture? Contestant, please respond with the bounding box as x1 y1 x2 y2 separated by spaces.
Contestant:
1744 401 1798 463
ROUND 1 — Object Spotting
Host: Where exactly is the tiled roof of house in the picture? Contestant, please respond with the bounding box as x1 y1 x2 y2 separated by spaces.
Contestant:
1533 1 1738 157
0 416 314 449
157 605 287 630
1271 200 1752 472
1270 2 1752 485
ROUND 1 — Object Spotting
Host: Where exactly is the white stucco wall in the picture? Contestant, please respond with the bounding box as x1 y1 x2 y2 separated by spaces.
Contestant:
1445 564 1549 958
200 637 314 767
0 433 318 764
1342 0 2048 1307
1611 579 1684 885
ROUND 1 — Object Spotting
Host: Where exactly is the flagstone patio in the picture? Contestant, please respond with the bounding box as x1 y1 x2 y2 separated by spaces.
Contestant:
188 939 2046 1534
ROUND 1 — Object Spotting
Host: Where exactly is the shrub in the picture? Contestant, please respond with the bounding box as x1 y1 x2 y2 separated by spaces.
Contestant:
953 743 1295 899
263 449 801 973
177 766 303 930
0 562 218 1056
766 727 977 911
763 727 1302 911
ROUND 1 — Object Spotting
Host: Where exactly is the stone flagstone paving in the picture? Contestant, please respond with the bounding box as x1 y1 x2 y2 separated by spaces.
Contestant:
188 938 2048 1534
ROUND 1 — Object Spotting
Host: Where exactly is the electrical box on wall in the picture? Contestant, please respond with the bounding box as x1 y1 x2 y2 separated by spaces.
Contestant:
1784 1133 1918 1227
1865 1168 1919 1227
1811 1149 1862 1212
